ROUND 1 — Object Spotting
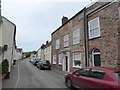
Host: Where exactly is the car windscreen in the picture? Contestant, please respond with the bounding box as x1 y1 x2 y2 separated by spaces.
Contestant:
46 60 50 64
114 71 120 83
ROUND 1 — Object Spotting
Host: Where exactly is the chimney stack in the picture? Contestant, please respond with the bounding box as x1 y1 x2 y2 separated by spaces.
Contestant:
46 41 49 45
62 16 68 25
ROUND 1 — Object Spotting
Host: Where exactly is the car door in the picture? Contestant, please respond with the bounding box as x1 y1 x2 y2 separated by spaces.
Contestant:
83 69 106 89
72 68 90 89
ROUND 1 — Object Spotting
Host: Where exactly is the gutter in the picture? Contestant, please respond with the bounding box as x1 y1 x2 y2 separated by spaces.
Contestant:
87 2 114 17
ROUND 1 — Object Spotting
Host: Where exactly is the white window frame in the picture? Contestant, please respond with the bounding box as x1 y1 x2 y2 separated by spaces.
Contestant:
64 34 69 47
59 54 62 65
53 55 56 64
72 52 82 68
73 29 80 44
56 39 60 49
88 17 100 39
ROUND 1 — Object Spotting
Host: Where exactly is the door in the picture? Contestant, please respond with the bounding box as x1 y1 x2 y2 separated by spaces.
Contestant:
92 48 101 66
72 68 90 89
94 54 101 66
65 56 68 71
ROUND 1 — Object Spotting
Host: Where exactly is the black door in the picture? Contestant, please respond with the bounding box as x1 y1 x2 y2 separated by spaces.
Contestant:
94 54 101 66
65 56 68 71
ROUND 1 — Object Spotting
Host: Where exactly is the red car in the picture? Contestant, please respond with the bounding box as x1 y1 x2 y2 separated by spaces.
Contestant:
65 66 120 90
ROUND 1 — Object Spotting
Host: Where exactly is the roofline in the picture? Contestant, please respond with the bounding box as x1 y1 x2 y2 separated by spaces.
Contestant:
51 8 85 35
1 16 16 27
37 41 52 52
1 16 16 46
51 1 113 35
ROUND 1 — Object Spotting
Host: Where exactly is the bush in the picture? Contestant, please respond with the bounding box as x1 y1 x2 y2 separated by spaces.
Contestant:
2 59 9 74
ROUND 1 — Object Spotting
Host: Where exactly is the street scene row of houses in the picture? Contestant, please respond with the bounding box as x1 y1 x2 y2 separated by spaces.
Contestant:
36 1 120 72
0 16 23 77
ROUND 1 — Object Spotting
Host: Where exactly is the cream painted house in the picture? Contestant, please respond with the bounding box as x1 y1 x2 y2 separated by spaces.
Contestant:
37 41 51 63
13 47 23 60
0 16 16 77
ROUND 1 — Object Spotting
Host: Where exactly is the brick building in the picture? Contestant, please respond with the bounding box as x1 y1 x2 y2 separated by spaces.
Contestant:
87 2 120 68
51 1 120 72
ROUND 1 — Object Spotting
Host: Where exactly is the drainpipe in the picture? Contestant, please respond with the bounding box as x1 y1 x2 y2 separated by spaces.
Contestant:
84 7 89 67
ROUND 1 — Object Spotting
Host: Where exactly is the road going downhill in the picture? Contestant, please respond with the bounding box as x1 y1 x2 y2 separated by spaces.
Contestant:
3 58 69 89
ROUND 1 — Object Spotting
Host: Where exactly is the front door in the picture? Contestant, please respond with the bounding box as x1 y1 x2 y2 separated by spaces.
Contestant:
65 56 68 71
94 54 101 66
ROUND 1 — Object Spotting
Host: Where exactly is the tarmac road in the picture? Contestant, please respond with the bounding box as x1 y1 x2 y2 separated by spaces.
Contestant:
2 58 69 89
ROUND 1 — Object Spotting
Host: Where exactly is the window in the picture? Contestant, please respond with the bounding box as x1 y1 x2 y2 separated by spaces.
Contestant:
53 55 56 64
73 52 81 67
74 68 90 77
73 29 80 44
64 34 69 47
89 69 105 79
59 54 62 65
88 17 100 39
114 71 120 83
56 39 60 49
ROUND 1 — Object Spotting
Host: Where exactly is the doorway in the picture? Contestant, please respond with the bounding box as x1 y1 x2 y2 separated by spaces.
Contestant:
65 56 68 71
92 49 101 66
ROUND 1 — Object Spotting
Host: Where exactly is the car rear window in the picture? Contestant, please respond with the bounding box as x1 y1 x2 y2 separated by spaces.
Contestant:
114 72 120 83
46 60 50 64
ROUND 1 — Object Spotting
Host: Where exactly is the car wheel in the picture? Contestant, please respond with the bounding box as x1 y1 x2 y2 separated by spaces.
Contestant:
66 78 73 89
36 65 39 68
39 66 42 70
49 67 51 70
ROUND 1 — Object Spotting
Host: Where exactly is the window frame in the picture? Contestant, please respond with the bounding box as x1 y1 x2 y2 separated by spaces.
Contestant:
73 29 80 44
58 54 62 65
72 52 82 68
53 55 56 64
64 34 69 47
88 17 100 39
56 39 60 49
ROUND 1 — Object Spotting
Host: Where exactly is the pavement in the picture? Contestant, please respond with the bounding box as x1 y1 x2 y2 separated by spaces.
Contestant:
52 68 68 76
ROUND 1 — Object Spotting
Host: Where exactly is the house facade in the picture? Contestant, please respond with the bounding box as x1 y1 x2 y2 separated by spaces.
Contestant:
13 47 23 60
0 16 16 75
37 41 51 62
86 2 120 68
51 1 120 72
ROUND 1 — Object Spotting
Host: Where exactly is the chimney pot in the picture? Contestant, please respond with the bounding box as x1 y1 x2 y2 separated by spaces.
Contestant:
62 16 68 25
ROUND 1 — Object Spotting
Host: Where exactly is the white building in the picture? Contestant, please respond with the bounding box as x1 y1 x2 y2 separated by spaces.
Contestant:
0 16 16 76
14 47 23 60
37 41 51 63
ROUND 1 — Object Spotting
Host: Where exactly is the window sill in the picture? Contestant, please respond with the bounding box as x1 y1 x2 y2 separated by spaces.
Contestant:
72 66 81 68
89 36 101 40
59 64 62 66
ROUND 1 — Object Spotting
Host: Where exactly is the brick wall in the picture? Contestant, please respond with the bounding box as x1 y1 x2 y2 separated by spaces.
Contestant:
87 2 120 68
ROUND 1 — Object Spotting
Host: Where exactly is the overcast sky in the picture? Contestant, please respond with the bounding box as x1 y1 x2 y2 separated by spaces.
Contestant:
2 0 95 52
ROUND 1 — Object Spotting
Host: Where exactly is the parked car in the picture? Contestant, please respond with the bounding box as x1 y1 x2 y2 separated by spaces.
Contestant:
36 60 51 70
30 58 34 63
65 66 120 90
30 58 41 66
